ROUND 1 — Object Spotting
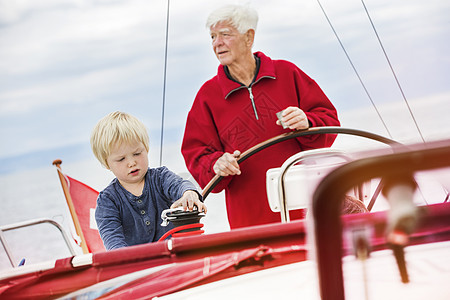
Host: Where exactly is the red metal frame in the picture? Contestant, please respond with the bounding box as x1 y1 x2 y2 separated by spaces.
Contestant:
313 139 450 300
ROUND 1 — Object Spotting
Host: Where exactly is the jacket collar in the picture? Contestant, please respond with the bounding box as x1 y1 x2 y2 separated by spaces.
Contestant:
216 51 276 99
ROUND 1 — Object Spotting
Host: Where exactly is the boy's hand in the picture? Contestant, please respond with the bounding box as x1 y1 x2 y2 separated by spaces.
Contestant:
171 190 207 213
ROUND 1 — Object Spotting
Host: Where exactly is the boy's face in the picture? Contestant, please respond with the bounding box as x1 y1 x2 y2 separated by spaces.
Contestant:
106 140 149 189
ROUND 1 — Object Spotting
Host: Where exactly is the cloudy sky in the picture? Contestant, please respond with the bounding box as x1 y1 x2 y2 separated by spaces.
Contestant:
0 0 449 175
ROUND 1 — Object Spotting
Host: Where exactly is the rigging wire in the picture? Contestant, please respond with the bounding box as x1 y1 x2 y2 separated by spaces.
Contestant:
159 0 170 166
360 2 450 207
360 0 425 143
316 0 392 139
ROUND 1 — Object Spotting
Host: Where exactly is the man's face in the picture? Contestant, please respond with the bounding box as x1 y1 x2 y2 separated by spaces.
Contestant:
210 21 251 67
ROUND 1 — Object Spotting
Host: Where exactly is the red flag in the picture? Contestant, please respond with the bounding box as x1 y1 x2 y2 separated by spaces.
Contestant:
53 159 105 253
65 175 105 253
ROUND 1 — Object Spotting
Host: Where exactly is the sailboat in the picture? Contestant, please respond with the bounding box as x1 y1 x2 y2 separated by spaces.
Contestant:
1 126 449 299
1 1 450 299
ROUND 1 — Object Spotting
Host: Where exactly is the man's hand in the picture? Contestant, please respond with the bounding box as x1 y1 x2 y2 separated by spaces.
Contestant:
171 190 207 212
213 150 241 176
276 106 309 130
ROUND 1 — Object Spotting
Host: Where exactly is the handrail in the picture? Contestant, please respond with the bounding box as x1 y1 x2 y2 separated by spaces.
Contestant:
0 218 77 268
202 126 400 199
277 149 352 222
312 139 450 300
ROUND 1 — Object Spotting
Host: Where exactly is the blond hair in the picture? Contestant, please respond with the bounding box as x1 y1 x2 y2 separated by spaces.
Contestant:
90 111 149 168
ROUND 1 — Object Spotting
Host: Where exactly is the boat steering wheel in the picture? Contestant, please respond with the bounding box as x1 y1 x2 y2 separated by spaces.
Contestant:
201 126 401 203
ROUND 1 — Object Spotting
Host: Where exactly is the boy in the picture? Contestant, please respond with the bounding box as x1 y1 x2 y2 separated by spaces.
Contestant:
91 111 206 250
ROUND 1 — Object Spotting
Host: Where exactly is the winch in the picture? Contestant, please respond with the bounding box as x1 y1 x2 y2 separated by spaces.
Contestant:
159 208 206 240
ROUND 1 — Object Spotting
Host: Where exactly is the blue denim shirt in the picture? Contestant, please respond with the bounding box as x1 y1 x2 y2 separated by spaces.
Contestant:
95 166 199 250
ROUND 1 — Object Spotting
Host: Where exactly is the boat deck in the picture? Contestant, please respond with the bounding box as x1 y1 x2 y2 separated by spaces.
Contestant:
157 240 450 300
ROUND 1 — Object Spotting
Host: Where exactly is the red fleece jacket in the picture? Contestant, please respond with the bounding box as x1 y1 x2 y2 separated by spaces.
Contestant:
182 52 340 229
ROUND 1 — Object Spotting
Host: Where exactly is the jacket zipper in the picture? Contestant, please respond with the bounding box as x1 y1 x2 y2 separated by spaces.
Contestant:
224 75 276 121
248 86 258 120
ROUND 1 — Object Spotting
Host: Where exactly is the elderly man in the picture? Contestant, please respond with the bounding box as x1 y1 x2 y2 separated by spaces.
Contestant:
182 4 340 229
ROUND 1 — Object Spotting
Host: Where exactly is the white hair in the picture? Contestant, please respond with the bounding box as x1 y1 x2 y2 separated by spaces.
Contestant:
206 4 258 34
